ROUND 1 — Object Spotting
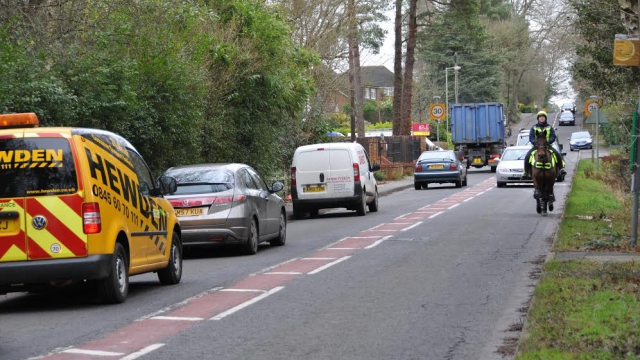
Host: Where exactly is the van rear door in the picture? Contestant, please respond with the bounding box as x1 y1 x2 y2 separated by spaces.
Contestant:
328 148 355 197
0 134 87 262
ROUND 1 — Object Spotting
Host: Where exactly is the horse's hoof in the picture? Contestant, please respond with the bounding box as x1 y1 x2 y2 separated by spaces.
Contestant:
549 204 554 211
536 205 541 214
542 212 548 216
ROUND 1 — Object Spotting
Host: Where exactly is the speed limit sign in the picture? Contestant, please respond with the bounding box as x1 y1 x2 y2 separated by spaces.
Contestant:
430 104 446 121
585 100 598 117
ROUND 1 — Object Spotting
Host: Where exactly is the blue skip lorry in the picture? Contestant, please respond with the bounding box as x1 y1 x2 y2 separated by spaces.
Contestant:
450 102 506 173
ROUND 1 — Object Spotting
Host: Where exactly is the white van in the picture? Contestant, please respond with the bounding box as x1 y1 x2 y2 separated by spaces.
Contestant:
291 142 380 219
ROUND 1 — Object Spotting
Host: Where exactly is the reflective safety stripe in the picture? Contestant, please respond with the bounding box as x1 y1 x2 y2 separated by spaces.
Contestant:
25 194 87 259
0 199 27 262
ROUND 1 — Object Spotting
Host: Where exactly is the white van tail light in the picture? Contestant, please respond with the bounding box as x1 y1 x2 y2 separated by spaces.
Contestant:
291 167 297 186
83 203 101 234
353 163 360 182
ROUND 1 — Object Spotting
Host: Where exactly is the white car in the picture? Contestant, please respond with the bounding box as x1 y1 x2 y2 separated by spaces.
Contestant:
496 146 531 187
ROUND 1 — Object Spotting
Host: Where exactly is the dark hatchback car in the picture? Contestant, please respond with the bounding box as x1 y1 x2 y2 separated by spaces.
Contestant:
413 150 468 189
163 163 286 255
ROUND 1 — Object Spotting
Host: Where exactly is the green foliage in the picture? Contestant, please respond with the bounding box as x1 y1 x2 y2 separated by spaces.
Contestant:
0 0 316 177
417 2 504 104
569 0 640 100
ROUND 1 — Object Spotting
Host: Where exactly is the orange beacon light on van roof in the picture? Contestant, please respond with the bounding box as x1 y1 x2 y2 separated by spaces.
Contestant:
0 113 39 129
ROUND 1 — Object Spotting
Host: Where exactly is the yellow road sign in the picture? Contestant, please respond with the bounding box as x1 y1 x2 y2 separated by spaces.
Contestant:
430 104 446 121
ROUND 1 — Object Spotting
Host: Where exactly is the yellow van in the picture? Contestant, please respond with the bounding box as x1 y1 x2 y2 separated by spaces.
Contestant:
0 113 182 303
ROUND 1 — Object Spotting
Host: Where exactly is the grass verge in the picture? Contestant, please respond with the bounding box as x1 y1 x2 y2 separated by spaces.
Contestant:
516 156 640 359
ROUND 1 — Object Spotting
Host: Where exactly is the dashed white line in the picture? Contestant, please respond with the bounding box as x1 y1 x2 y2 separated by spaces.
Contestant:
302 257 337 260
429 211 444 219
395 213 412 220
150 316 203 321
326 247 357 250
463 197 474 202
364 235 392 249
211 286 285 320
61 349 124 357
120 344 165 360
448 204 460 209
401 222 423 231
264 271 303 275
136 287 224 321
307 256 351 275
221 289 265 293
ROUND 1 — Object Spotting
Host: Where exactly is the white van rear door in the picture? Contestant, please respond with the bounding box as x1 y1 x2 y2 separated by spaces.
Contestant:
328 149 354 197
295 147 354 199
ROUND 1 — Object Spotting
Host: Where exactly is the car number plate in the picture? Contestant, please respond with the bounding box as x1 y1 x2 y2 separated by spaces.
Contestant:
429 164 444 169
175 207 206 217
304 185 326 193
0 219 17 234
473 158 482 164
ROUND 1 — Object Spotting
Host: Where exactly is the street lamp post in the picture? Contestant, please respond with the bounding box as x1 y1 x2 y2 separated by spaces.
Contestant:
589 95 600 172
445 66 461 134
433 95 441 146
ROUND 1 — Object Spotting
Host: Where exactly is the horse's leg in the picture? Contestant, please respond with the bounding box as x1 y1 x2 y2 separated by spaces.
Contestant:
541 196 548 216
536 197 542 214
532 177 540 199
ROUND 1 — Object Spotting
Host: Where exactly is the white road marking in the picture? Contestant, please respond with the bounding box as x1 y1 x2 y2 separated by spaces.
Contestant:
429 212 444 219
61 349 123 356
220 289 264 293
120 344 165 360
394 213 412 220
401 222 423 231
326 247 357 250
136 287 224 321
463 197 474 202
264 272 303 275
302 257 337 260
448 204 460 209
307 256 351 275
211 287 285 320
150 316 203 321
364 235 392 249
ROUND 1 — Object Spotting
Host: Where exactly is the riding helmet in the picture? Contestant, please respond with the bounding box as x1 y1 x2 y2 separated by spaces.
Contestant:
536 111 547 121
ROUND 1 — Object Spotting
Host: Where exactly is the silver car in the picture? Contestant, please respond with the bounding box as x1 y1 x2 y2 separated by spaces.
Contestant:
496 146 531 187
163 163 286 255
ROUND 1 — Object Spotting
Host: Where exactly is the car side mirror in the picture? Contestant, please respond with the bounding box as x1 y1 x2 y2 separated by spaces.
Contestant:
158 176 178 195
271 182 284 193
371 163 381 172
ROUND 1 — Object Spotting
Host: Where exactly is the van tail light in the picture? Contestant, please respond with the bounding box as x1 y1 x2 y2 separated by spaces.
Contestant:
415 164 423 172
353 163 360 182
83 203 101 234
291 167 297 186
450 163 458 170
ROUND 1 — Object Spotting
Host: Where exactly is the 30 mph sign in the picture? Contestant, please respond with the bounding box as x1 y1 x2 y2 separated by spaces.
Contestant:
430 104 446 121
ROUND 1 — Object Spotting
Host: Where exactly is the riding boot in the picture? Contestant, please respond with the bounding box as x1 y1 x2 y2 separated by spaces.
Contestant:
549 193 555 203
533 189 540 199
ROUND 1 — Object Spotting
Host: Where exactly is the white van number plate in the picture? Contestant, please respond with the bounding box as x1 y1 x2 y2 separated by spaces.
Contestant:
304 185 326 193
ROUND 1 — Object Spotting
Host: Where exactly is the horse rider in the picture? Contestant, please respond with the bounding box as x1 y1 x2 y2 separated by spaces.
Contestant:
523 111 566 198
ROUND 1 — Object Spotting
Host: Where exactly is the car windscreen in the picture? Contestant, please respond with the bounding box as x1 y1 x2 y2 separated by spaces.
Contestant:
164 168 235 194
501 149 528 161
572 132 590 139
517 135 530 146
419 152 453 161
560 113 573 119
0 137 78 198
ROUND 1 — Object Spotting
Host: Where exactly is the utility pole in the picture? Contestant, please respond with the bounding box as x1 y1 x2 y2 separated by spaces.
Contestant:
454 52 459 104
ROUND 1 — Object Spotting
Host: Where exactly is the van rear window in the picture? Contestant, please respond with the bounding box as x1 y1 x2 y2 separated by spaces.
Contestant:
296 150 331 171
0 138 78 198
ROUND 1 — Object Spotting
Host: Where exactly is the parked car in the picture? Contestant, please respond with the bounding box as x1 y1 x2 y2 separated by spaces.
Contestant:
413 150 467 189
558 111 575 126
496 146 531 187
163 163 286 255
561 102 577 114
291 142 380 219
568 131 593 151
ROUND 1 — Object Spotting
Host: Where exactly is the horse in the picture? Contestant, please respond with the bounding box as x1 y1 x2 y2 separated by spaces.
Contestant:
531 134 557 216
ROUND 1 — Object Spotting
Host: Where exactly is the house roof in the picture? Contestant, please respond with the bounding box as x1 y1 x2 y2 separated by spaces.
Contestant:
360 66 394 88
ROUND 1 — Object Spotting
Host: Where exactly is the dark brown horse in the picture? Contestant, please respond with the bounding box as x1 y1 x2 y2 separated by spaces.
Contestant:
532 134 557 215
